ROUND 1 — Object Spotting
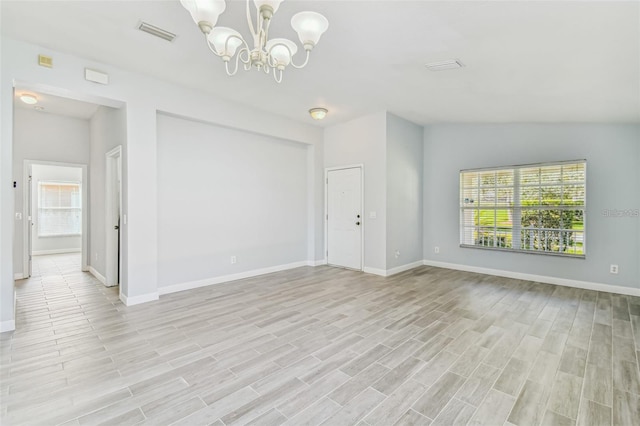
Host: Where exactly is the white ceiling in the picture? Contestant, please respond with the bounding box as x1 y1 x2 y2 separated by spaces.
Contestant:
14 90 100 120
2 1 639 126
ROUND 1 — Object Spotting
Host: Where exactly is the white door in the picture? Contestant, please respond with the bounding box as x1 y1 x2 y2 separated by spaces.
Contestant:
327 167 362 270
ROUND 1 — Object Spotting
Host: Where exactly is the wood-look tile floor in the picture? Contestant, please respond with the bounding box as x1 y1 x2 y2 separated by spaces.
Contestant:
1 254 639 426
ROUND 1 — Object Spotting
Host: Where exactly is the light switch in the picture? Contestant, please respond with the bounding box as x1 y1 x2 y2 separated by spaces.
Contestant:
15 212 22 220
369 211 377 219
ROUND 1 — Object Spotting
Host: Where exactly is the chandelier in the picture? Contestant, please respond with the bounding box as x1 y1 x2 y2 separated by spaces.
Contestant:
180 0 328 83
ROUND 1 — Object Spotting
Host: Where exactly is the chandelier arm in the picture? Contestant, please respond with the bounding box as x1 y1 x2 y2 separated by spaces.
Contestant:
245 0 257 39
290 50 311 69
224 48 246 76
205 36 224 58
274 68 283 83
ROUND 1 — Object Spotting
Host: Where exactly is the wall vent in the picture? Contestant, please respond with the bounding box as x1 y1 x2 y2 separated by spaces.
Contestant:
137 21 177 42
425 59 464 71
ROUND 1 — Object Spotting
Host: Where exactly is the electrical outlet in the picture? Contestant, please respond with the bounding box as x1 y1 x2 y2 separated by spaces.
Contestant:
394 250 400 259
230 256 237 264
610 264 618 274
434 246 440 254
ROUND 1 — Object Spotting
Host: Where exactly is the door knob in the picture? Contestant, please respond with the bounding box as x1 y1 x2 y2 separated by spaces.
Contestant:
114 225 119 230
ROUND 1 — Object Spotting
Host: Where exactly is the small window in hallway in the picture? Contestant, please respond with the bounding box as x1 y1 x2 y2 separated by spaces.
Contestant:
37 182 82 237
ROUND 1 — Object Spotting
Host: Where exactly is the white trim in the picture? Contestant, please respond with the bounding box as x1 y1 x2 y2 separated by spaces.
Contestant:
106 146 122 291
1 320 16 333
119 292 159 306
158 261 310 296
422 259 640 297
89 266 107 285
14 273 26 280
363 266 387 277
32 248 81 256
386 261 424 277
307 259 327 266
325 164 365 271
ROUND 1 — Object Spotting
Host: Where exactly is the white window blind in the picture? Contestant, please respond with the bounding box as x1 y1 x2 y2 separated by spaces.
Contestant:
460 160 586 257
38 182 82 237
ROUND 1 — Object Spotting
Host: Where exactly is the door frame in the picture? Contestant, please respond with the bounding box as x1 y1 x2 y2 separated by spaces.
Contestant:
105 145 122 290
324 164 364 271
22 160 89 278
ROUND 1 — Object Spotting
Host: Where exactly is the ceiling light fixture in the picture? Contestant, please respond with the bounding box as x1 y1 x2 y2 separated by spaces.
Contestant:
309 107 328 120
180 0 328 83
20 94 38 105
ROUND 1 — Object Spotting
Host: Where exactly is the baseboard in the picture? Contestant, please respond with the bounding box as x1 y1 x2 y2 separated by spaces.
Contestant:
307 259 327 266
422 259 640 297
363 267 387 277
32 248 81 256
386 261 425 277
119 292 159 306
89 266 107 285
158 260 311 296
0 320 16 333
14 273 26 280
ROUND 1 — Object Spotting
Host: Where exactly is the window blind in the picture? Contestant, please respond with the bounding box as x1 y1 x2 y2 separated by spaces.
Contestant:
38 182 82 237
460 160 586 257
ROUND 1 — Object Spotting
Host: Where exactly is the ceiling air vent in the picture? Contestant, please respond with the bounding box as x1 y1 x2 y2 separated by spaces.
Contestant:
425 59 464 71
137 21 177 42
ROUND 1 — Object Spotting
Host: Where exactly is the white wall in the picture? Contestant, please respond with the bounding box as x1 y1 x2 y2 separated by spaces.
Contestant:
88 106 126 278
31 164 82 255
12 108 90 275
156 114 309 289
1 37 323 329
423 124 640 290
386 113 423 269
324 111 388 272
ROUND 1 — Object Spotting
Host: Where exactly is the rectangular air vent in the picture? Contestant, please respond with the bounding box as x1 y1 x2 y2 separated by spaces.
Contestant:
137 21 177 42
425 59 464 71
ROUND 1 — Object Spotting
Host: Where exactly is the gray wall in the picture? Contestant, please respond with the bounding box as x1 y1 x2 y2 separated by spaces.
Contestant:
31 164 82 255
423 124 640 289
88 106 126 278
156 113 309 288
324 111 388 271
12 108 90 276
386 113 424 269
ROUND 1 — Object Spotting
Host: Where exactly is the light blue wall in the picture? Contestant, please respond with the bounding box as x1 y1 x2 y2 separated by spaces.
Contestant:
386 113 424 268
423 124 640 289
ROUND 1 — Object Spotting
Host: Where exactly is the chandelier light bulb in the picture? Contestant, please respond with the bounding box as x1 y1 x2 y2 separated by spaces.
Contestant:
266 38 297 67
180 0 226 33
291 11 329 50
208 27 244 58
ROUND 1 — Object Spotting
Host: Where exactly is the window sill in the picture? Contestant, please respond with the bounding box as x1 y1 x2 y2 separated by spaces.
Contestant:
460 244 586 259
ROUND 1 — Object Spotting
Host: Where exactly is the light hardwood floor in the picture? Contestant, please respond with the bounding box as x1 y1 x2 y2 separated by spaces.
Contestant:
1 253 639 425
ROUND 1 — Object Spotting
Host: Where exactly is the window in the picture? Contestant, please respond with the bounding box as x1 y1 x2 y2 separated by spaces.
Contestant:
38 182 82 237
460 160 586 257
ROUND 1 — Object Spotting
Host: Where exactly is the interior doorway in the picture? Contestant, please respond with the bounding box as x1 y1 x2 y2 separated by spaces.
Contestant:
23 161 88 278
105 146 122 289
325 166 364 270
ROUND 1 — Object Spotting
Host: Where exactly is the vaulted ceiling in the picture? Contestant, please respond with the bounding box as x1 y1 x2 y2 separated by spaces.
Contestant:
2 1 639 126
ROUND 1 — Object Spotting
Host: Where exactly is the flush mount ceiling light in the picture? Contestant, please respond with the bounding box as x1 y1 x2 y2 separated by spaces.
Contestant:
180 0 328 83
309 107 328 120
20 94 38 105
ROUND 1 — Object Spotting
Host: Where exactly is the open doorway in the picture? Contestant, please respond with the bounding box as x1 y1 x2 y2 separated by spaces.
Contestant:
23 162 88 278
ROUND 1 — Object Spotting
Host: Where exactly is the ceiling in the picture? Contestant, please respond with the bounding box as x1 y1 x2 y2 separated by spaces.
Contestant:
2 1 639 126
14 90 100 120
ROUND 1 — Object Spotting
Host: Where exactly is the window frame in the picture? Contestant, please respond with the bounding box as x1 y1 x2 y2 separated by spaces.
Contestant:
37 181 82 238
459 159 587 258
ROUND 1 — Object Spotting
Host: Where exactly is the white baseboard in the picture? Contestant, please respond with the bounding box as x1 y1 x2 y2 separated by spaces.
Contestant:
386 261 425 277
158 260 311 296
32 248 81 256
1 320 16 333
89 266 107 285
14 273 26 280
363 267 387 277
119 292 159 306
307 259 327 266
422 259 640 297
